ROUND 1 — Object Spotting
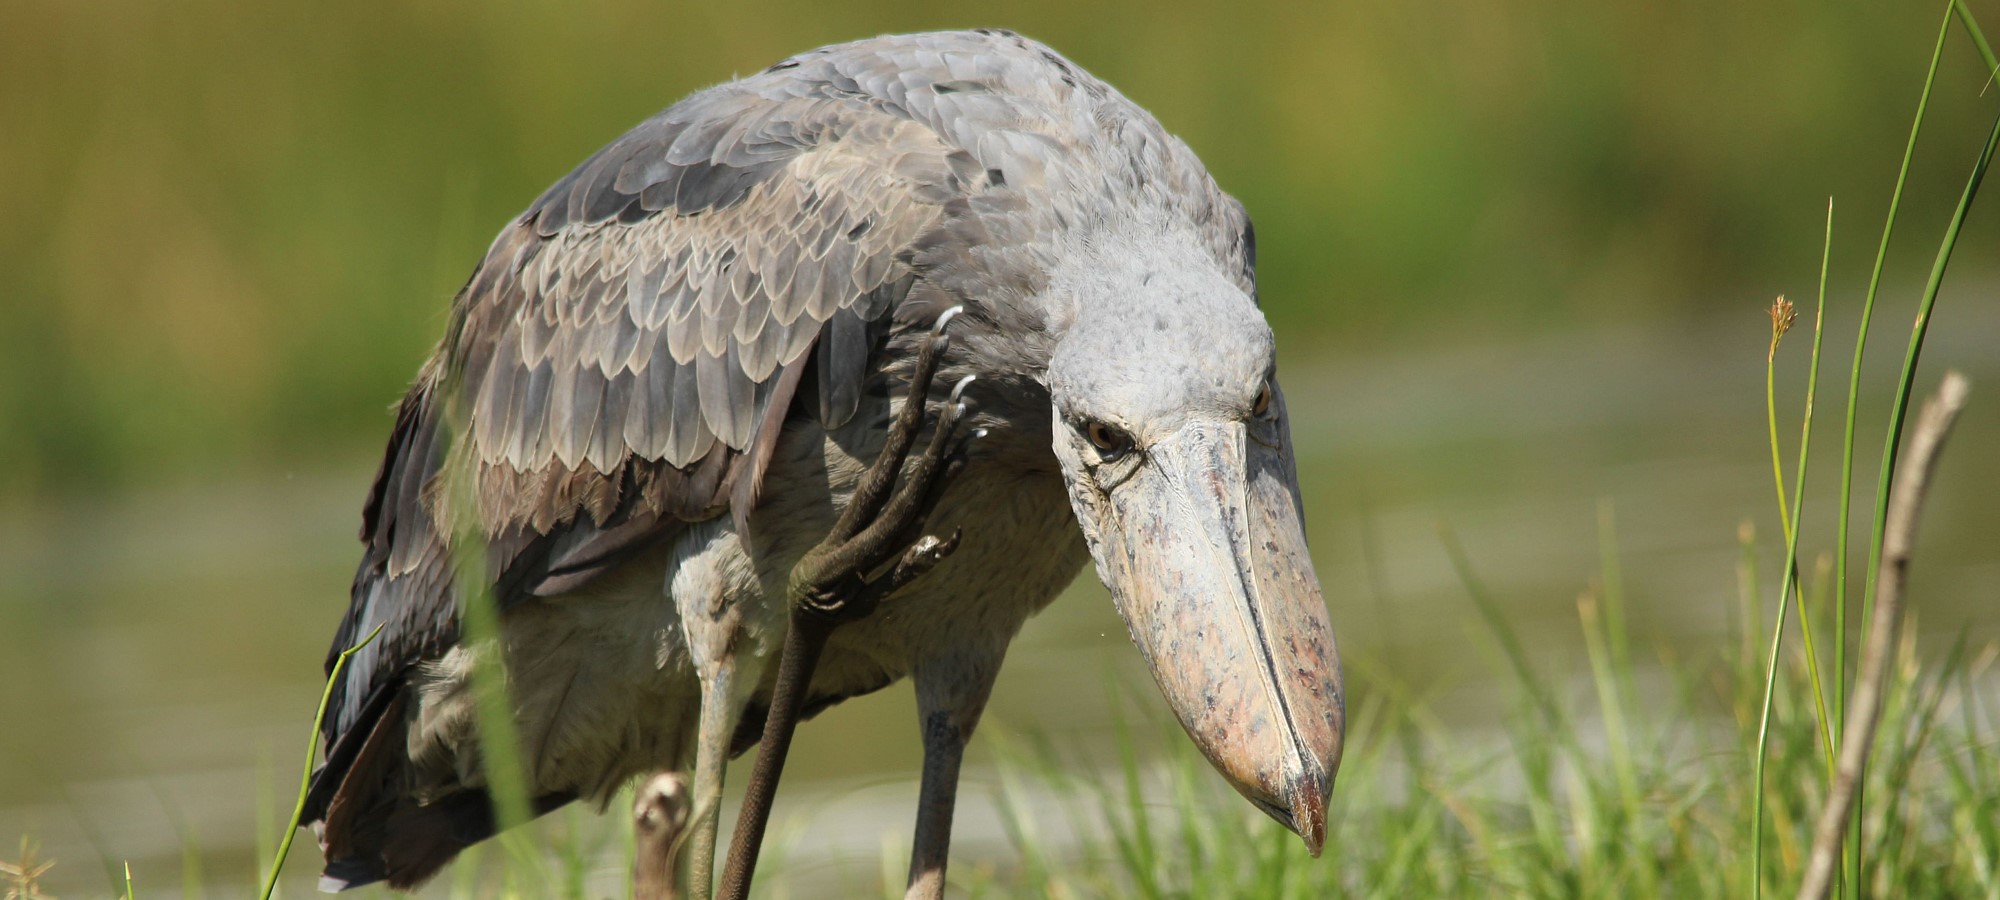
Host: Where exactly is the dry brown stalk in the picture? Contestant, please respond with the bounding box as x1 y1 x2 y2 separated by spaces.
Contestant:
1797 371 1970 900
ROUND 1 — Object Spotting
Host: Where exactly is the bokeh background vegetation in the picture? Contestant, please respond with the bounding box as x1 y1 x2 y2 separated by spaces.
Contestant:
6 0 1999 491
4 0 2000 895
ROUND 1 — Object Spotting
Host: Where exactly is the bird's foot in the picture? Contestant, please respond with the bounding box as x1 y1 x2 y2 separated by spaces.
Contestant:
631 773 691 900
789 309 974 622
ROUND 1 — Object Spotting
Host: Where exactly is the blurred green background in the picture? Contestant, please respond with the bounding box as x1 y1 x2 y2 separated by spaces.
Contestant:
4 0 1999 895
6 0 2000 492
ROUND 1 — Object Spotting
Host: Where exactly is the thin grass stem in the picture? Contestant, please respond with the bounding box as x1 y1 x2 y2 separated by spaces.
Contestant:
259 623 384 900
1955 1 2000 78
1749 528 1800 900
1861 19 2000 705
1752 283 1823 898
1834 0 1953 747
1794 204 1837 774
1596 500 1632 692
1438 524 1564 733
1831 7 1955 890
1577 588 1654 896
1768 341 1792 538
1853 49 2000 897
441 430 545 886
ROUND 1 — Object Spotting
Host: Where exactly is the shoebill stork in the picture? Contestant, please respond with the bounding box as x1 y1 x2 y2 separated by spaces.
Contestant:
301 28 1344 898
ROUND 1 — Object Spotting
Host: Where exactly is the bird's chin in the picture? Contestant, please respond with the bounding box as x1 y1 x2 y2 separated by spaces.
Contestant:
1083 418 1344 854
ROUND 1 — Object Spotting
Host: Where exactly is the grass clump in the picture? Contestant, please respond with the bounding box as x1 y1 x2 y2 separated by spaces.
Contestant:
974 555 1998 899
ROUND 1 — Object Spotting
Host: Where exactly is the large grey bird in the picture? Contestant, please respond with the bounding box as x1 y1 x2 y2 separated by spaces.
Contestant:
302 28 1344 897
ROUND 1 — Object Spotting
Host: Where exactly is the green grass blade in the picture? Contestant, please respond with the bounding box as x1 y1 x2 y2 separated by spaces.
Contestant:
455 560 538 832
1832 6 1956 891
1577 588 1653 896
1954 1 2000 78
140 776 204 900
1862 32 2000 680
1437 524 1565 734
1796 205 1837 775
441 429 546 887
1835 0 1953 752
1949 656 2000 891
1767 324 1793 539
1110 701 1161 898
1751 228 1829 898
1596 500 1633 692
1747 531 1799 900
1853 53 2000 892
1440 522 1580 893
259 623 384 900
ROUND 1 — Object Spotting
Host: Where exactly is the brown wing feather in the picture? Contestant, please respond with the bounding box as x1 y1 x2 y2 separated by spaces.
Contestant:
458 108 973 521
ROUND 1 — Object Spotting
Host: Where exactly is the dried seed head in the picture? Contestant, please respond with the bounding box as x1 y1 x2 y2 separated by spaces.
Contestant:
1768 295 1797 349
0 836 55 900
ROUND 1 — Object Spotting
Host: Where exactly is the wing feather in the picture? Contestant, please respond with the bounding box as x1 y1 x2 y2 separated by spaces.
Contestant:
662 356 705 465
508 361 553 467
693 346 737 450
591 369 636 471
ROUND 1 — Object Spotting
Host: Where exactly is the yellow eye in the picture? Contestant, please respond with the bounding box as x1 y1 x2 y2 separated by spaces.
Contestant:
1085 421 1132 457
1252 382 1274 417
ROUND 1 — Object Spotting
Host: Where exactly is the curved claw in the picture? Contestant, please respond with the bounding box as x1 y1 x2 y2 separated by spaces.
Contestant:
884 527 963 593
948 375 977 404
933 305 966 334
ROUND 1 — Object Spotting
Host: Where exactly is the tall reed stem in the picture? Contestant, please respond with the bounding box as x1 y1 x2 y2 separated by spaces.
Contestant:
1828 6 1954 891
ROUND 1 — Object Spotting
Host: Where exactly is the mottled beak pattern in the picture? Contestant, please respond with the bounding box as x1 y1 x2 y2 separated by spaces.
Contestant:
1076 414 1344 853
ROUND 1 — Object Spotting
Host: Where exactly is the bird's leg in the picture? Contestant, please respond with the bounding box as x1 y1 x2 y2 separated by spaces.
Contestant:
905 649 1004 900
683 653 741 900
718 320 972 900
633 773 692 900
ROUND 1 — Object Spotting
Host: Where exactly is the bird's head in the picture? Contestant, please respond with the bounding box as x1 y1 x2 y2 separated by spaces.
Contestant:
1041 235 1345 854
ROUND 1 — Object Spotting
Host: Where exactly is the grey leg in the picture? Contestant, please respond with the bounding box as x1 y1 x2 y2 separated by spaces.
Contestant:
904 649 1003 900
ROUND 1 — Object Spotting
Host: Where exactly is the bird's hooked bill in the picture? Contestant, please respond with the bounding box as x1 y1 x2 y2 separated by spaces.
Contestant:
1095 418 1344 854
